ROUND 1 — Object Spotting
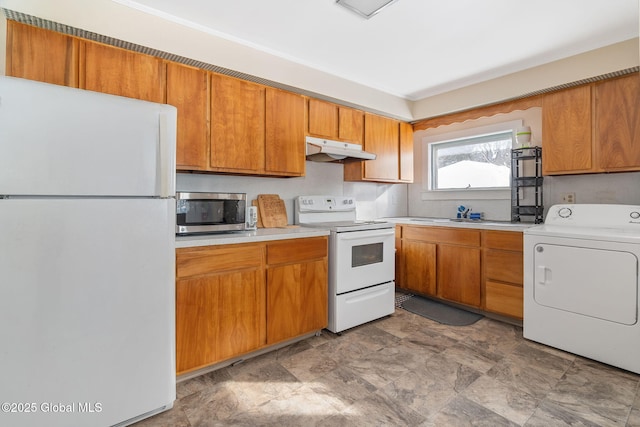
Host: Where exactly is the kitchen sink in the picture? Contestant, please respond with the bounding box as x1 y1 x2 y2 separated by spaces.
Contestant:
409 218 451 223
409 218 525 227
480 222 527 227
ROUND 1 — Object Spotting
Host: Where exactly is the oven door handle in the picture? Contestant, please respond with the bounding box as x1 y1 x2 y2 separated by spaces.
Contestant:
337 229 395 240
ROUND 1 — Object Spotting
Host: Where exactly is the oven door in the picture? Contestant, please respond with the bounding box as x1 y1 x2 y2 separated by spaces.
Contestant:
332 228 395 294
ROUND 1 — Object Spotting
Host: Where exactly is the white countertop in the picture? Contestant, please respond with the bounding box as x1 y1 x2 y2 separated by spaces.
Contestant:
383 217 536 232
175 226 330 248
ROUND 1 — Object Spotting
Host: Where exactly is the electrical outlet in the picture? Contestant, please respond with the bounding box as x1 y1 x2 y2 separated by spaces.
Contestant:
561 192 576 204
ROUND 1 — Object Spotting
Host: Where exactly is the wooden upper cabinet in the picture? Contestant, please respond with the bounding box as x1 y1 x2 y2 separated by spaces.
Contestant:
363 113 400 181
399 121 414 182
595 74 640 171
80 41 165 103
339 107 364 145
543 75 640 175
542 85 593 175
6 21 79 87
308 99 338 138
167 63 209 171
344 113 412 183
307 99 364 145
210 74 266 173
265 88 306 176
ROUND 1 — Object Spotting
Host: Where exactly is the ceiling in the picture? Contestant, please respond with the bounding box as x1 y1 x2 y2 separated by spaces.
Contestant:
116 0 639 101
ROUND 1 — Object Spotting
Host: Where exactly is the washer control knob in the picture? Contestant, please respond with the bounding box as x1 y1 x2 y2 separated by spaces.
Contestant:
631 211 640 220
558 207 572 218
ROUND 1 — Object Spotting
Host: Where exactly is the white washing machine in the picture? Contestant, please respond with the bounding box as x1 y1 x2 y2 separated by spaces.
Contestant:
524 204 640 374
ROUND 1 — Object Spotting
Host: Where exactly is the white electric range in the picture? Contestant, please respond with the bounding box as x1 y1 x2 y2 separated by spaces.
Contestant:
295 195 395 333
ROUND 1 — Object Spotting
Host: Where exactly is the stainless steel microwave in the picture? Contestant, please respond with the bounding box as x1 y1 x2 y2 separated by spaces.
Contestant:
176 192 246 235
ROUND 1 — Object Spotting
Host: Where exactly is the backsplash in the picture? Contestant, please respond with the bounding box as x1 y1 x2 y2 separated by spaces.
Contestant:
177 161 409 224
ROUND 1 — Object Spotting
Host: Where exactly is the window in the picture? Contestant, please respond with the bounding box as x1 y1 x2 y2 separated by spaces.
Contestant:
429 130 514 190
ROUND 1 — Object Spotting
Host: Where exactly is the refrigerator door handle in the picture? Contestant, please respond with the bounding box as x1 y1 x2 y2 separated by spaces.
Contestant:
158 113 174 198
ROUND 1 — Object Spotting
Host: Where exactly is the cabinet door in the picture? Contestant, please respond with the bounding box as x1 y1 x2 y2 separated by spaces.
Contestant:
363 113 400 181
482 230 523 318
485 281 523 319
399 121 414 182
80 41 165 103
175 244 266 374
308 99 338 138
6 21 79 87
542 85 593 175
339 107 364 145
485 250 523 285
267 259 327 344
167 63 209 171
266 237 328 344
210 74 266 172
265 88 306 176
437 245 481 307
595 74 640 171
402 239 437 296
176 270 266 373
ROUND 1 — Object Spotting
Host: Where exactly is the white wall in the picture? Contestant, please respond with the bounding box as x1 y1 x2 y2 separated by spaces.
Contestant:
412 39 639 120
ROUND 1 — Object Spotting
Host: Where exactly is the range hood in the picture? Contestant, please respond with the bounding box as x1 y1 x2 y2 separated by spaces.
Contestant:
305 136 376 162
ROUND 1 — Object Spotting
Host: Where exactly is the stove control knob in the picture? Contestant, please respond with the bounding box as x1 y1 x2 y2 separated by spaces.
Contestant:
558 207 572 218
630 211 640 220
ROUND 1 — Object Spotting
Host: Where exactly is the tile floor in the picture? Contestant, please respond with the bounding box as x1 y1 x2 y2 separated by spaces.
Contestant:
135 300 640 426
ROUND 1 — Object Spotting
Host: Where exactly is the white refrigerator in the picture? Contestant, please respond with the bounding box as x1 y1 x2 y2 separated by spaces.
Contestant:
0 76 177 427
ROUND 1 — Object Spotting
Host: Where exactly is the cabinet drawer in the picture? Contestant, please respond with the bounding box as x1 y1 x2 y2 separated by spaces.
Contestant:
482 230 523 251
485 281 523 319
404 226 480 246
176 244 264 278
267 237 327 265
485 249 523 285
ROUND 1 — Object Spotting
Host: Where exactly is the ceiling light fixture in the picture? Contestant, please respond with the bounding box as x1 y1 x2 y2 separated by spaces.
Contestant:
335 0 399 19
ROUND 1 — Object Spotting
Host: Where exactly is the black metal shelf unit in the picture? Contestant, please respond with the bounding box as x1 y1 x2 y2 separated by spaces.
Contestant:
511 147 543 223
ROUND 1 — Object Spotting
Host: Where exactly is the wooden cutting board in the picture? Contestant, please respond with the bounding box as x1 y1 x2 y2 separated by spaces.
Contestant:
257 194 288 228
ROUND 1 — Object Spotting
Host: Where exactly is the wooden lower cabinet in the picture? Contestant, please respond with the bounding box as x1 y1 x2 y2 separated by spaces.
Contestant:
398 225 523 318
402 239 437 296
175 236 328 375
175 244 266 374
399 225 481 308
482 231 524 319
438 244 481 307
266 237 328 344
